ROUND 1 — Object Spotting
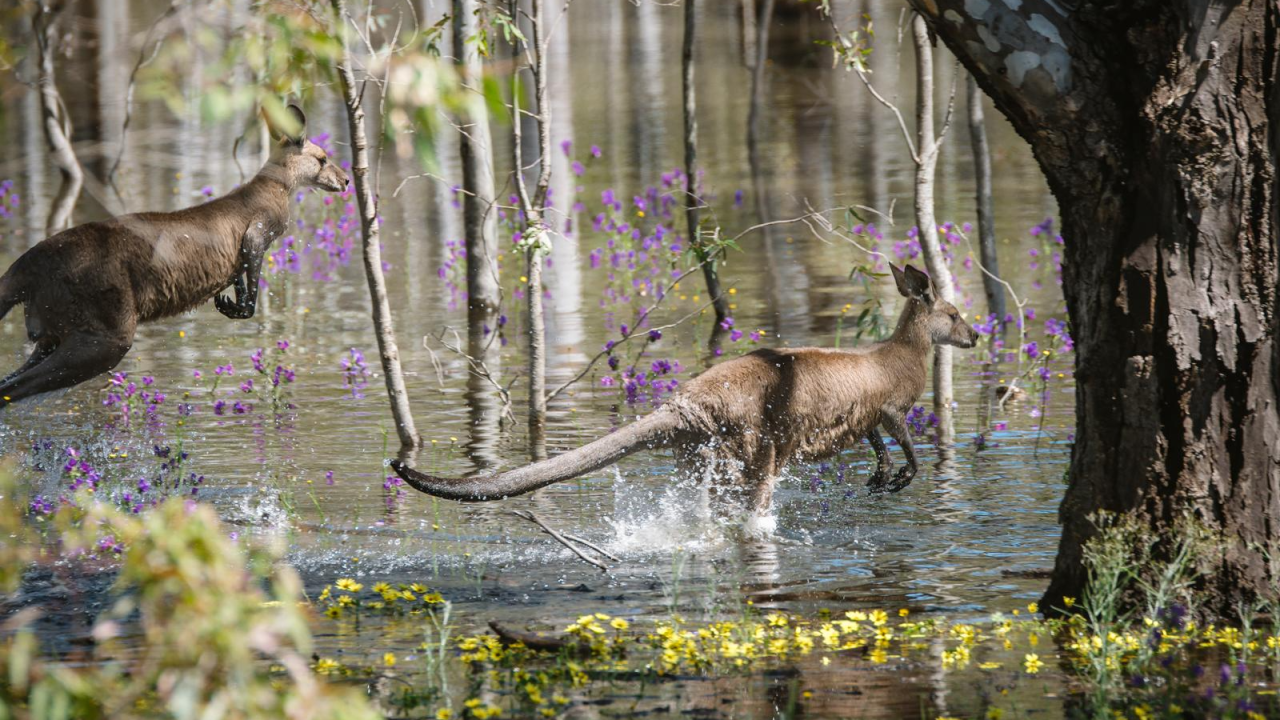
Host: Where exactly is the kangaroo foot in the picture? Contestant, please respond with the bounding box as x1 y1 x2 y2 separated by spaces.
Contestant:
215 292 255 319
883 465 916 493
865 469 892 491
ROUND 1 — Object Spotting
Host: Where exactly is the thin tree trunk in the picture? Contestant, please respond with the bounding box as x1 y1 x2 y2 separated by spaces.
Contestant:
33 0 83 234
912 0 1280 614
331 0 420 450
510 0 553 459
747 0 781 331
455 0 504 466
455 0 500 314
683 0 728 325
966 74 1005 327
910 14 954 442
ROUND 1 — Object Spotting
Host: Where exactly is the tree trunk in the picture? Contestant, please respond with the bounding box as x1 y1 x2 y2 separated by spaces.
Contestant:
683 0 728 325
33 0 83 234
510 0 552 459
747 0 782 331
910 14 955 443
454 0 500 315
331 0 420 451
912 0 1280 613
965 74 1005 327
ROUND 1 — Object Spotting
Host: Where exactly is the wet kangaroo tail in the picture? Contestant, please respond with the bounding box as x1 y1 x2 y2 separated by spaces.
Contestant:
391 410 681 501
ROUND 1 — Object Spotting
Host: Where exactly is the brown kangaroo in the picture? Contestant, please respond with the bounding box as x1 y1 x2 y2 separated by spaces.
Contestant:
0 106 348 408
391 263 980 512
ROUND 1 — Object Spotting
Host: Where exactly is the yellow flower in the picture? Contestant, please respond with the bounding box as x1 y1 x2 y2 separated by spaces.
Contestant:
870 610 888 626
610 618 629 630
1027 601 1039 614
372 582 391 594
1063 596 1076 608
436 710 452 720
898 608 910 617
336 578 363 592
315 657 341 674
1024 653 1044 674
383 652 396 666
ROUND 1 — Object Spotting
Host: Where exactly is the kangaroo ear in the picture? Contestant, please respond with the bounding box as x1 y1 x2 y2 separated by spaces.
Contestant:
890 264 911 297
902 264 933 299
265 102 306 145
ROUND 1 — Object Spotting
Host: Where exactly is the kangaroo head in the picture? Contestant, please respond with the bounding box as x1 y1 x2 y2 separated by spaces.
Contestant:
265 105 349 193
891 263 980 349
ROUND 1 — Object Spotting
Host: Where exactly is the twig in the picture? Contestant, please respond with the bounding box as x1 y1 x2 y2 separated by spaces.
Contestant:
107 0 181 200
510 510 609 571
561 533 620 562
544 260 714 403
820 7 919 163
430 328 516 424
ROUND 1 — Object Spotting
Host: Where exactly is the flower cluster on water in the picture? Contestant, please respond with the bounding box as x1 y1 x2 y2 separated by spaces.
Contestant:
26 443 204 521
316 577 446 619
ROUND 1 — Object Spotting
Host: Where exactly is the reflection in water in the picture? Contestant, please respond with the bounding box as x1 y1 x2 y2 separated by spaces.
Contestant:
747 0 783 330
0 4 1071 703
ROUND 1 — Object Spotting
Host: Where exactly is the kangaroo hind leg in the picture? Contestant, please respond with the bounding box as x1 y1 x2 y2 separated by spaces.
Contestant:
864 431 894 491
0 338 57 387
0 332 132 407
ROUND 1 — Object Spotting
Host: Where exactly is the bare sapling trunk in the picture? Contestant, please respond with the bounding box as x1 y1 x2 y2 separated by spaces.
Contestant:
33 0 83 234
331 0 420 450
455 0 503 467
965 75 1005 327
455 0 501 315
683 0 728 326
910 14 954 442
510 0 553 458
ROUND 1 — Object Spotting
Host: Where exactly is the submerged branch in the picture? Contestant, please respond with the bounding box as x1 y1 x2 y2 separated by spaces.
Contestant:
510 510 609 572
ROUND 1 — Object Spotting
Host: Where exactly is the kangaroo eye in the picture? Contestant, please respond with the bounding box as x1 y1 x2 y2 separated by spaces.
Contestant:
318 157 327 167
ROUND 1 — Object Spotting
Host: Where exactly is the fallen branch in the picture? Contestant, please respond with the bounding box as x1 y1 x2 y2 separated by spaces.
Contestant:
510 509 609 572
488 620 590 654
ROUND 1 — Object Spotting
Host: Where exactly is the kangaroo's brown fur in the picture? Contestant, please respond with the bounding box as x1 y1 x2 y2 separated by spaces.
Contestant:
0 106 348 408
392 264 980 512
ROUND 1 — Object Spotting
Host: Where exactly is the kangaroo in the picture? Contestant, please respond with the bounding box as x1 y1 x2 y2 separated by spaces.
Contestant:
391 264 980 513
0 105 348 408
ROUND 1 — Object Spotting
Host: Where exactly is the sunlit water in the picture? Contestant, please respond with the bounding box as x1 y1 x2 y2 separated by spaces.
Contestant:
0 0 1073 713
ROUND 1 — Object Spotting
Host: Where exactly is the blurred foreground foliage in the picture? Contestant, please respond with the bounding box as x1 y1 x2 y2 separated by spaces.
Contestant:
0 465 378 720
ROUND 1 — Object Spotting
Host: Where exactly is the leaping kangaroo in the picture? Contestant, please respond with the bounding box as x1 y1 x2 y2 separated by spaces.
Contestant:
0 106 348 408
391 263 979 513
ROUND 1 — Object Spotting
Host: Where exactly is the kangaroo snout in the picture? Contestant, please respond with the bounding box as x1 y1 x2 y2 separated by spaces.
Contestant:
319 169 349 193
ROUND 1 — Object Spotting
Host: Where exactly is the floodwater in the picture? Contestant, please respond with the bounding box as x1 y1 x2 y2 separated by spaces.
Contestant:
0 0 1074 716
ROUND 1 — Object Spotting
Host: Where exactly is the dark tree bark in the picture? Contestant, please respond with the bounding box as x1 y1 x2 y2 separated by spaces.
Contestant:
911 0 1279 613
965 75 1006 326
683 0 729 325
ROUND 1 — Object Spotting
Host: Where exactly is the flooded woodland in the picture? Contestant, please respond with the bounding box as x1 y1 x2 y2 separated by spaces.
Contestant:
0 1 1276 719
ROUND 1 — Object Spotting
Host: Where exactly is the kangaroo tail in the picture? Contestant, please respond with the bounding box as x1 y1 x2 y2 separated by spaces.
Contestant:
390 410 681 501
